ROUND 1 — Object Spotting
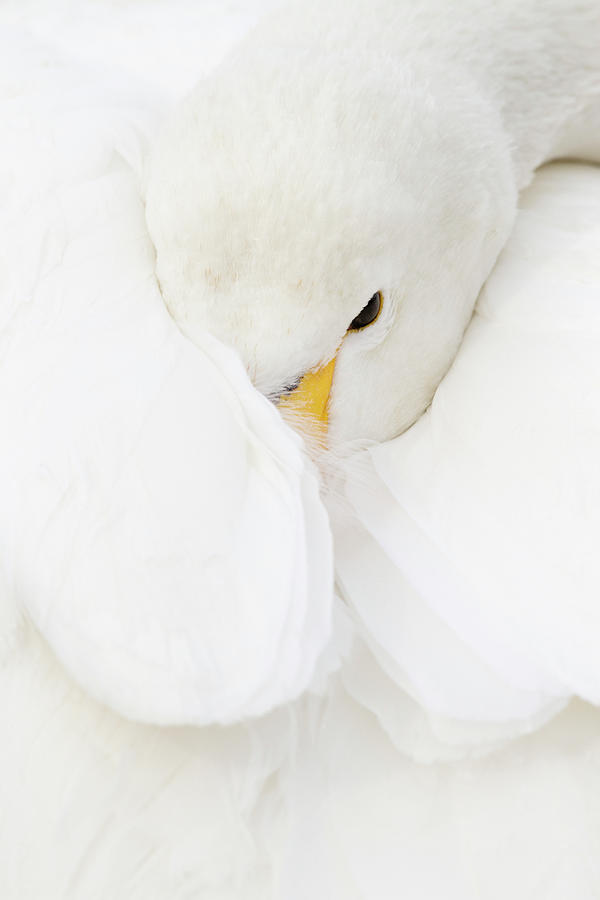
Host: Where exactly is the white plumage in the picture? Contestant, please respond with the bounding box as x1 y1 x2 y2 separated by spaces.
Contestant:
337 163 600 743
0 24 333 726
2 2 600 898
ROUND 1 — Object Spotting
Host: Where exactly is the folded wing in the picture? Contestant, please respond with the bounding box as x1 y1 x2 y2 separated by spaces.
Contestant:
0 29 333 725
338 163 600 744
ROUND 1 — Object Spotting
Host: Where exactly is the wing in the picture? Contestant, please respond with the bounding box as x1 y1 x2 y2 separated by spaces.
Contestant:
337 162 600 747
0 25 333 726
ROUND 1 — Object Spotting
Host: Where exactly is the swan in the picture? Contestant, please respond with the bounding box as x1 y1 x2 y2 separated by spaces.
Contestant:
145 0 600 443
143 0 600 735
3 1 600 897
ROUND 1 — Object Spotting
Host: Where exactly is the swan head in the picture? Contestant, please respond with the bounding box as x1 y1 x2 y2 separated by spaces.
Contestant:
146 47 516 443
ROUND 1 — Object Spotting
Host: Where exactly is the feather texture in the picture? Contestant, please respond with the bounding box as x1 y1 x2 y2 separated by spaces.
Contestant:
2 2 600 898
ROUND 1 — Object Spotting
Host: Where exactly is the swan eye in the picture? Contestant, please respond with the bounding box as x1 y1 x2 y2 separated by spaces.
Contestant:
348 291 382 331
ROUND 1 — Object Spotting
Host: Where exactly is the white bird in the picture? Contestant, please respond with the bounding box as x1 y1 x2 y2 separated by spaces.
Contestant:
145 0 600 737
2 1 600 898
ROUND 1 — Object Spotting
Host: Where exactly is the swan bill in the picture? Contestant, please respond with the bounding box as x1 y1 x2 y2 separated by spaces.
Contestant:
279 356 336 428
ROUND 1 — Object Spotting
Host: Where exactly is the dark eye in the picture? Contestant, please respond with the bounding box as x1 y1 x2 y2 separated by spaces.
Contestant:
348 291 382 331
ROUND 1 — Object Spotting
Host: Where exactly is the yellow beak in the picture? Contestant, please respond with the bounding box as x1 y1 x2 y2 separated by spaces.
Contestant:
278 356 337 428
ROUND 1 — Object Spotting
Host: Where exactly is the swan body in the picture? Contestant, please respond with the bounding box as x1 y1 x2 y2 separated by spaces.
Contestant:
3 1 600 897
146 0 600 442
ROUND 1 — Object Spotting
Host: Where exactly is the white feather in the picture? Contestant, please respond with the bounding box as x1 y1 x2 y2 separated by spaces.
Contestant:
0 21 333 726
2 2 600 898
337 163 600 740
